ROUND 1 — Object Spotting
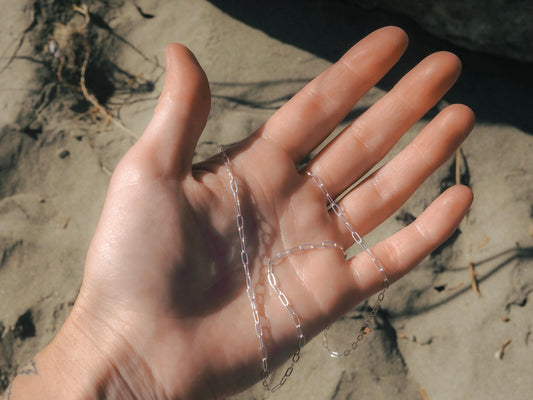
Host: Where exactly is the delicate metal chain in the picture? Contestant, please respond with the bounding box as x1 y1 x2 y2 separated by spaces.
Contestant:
222 148 326 391
222 147 269 385
222 147 390 391
306 172 389 357
265 241 344 391
322 288 386 357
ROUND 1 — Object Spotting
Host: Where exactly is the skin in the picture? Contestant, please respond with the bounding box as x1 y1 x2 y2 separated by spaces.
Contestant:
6 27 474 399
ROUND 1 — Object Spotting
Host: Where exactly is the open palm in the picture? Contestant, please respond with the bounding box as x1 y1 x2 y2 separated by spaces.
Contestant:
64 27 473 399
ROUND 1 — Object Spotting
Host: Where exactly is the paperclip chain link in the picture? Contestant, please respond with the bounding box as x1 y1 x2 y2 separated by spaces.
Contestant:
223 148 313 391
306 172 389 357
265 241 344 391
222 147 269 382
222 147 390 392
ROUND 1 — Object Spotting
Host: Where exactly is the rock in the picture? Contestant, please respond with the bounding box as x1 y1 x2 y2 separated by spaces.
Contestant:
58 149 70 159
351 0 533 62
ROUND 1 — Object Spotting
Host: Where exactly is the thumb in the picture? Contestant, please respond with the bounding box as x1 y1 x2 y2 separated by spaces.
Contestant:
133 43 211 177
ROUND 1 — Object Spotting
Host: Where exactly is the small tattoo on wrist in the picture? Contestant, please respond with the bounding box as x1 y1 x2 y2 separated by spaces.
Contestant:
2 360 38 399
4 383 12 400
19 359 38 376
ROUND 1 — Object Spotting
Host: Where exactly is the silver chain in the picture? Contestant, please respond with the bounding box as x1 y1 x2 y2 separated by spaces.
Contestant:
265 241 345 391
222 147 389 391
306 172 389 358
222 147 298 391
222 148 268 384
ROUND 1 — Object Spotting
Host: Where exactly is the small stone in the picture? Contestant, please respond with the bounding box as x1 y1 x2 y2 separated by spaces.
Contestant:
352 0 533 62
58 149 70 159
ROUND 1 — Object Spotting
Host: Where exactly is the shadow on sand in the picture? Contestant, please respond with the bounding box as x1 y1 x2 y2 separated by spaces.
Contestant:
209 0 533 134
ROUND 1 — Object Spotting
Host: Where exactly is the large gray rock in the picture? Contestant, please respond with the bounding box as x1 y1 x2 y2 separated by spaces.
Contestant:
354 0 533 62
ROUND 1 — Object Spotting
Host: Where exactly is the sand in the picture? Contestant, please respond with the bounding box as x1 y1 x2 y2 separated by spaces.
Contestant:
1 1 532 399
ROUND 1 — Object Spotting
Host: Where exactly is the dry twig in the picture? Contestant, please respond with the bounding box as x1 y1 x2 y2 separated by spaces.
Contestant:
75 7 138 140
72 4 91 29
468 261 481 296
455 148 461 185
494 339 511 359
477 237 490 249
80 47 137 139
447 281 464 291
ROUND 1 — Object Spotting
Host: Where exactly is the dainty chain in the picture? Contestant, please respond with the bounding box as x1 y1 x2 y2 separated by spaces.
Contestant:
223 147 313 391
222 147 269 384
265 241 344 391
306 172 389 357
222 147 390 391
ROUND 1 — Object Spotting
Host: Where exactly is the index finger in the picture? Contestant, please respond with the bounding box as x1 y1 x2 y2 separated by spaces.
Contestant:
258 26 408 163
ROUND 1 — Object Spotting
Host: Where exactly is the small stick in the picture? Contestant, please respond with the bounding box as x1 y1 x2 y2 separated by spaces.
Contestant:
447 282 464 291
419 387 430 400
468 261 480 296
72 4 91 30
397 333 408 340
494 339 511 359
72 5 138 140
62 218 70 229
477 237 490 249
80 47 138 140
455 148 461 185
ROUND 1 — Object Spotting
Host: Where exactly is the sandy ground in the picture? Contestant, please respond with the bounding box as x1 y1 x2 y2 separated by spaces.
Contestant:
1 1 532 399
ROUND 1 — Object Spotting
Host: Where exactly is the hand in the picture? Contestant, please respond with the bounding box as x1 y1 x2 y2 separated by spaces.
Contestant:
28 27 473 399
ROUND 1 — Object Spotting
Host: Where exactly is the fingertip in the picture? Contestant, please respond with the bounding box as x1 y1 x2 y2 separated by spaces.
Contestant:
364 26 409 56
440 50 462 71
459 104 476 130
436 103 476 140
400 51 462 98
430 51 462 78
338 26 409 79
441 184 474 215
164 43 202 72
160 43 210 106
445 103 475 124
378 26 409 49
455 184 474 205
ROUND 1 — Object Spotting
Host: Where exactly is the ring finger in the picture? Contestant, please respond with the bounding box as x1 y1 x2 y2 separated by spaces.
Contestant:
336 103 474 244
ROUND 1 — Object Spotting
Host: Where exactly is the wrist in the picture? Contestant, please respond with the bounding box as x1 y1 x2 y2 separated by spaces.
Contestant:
8 302 163 400
53 300 169 399
6 312 106 399
35 315 107 399
13 310 119 399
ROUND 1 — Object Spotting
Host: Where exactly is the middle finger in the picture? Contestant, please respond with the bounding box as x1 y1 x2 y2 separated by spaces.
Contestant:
307 51 462 197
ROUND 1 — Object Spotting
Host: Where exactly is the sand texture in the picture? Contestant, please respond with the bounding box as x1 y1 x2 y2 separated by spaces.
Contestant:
1 1 532 399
